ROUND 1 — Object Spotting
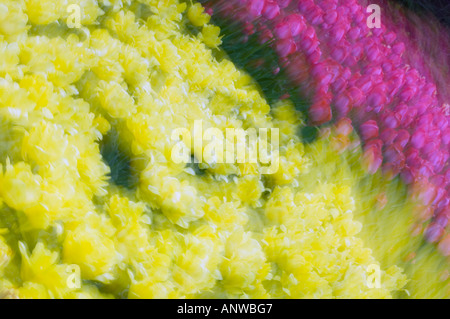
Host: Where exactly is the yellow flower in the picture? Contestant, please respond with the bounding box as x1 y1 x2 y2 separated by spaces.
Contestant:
128 279 176 299
62 225 120 282
0 161 42 212
220 231 268 293
24 0 65 25
0 235 12 276
0 0 29 38
97 80 136 118
187 3 210 27
200 24 222 48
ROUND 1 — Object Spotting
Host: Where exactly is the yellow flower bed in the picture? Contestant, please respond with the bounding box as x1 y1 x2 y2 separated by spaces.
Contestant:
0 0 407 298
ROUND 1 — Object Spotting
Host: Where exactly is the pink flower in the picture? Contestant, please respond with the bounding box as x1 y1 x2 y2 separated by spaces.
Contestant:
360 120 379 140
438 234 450 256
274 21 291 39
276 38 297 57
263 0 280 19
335 117 353 136
425 222 444 243
284 14 305 36
310 97 332 124
363 142 383 175
277 0 291 8
410 129 426 149
248 0 266 17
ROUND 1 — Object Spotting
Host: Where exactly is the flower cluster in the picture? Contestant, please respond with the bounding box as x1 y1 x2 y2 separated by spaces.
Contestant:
207 0 450 253
0 0 410 298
